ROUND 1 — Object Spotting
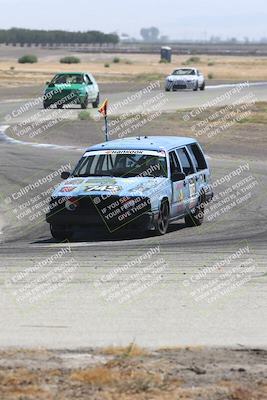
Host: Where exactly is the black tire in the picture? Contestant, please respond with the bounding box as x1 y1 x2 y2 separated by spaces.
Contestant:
155 200 170 235
165 87 171 92
185 198 205 227
50 224 73 241
92 93 100 108
200 81 205 91
57 104 63 109
43 102 50 109
81 96 88 109
193 82 199 91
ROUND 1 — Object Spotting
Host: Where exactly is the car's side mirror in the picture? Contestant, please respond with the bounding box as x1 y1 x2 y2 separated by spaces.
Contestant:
61 171 70 180
171 171 185 182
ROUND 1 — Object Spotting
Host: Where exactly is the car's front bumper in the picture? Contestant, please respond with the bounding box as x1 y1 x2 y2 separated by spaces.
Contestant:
46 195 154 232
166 80 196 90
44 90 86 106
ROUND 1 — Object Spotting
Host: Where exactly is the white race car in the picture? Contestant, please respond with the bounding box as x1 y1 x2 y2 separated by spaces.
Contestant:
165 68 205 92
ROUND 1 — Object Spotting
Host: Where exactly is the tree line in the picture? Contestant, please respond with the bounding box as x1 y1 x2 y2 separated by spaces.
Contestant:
0 28 119 45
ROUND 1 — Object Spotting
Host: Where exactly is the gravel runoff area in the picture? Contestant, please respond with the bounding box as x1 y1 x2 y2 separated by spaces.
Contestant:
0 346 266 400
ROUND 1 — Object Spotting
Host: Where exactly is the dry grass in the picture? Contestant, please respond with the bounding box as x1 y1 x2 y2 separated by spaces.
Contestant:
0 347 266 399
99 343 147 357
70 366 121 386
1 53 267 86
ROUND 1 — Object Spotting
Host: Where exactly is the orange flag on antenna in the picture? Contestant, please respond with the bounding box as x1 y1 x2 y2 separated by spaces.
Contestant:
98 99 108 116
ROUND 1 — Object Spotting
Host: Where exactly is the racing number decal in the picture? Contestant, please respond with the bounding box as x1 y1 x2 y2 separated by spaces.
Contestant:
84 185 121 193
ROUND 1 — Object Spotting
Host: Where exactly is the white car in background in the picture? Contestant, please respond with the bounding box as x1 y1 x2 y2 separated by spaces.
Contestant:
165 68 205 92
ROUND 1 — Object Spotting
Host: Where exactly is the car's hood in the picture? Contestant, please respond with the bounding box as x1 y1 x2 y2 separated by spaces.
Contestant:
52 176 168 198
45 83 85 91
167 75 197 81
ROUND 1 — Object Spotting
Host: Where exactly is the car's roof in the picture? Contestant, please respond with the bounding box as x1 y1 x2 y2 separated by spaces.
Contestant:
87 136 196 152
55 72 84 75
173 67 196 70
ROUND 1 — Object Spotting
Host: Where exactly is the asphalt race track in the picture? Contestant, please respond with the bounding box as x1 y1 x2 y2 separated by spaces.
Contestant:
0 82 266 348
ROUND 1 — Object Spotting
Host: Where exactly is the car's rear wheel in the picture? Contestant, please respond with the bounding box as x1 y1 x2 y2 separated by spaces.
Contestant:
155 200 170 235
43 102 50 109
185 198 205 226
50 224 73 241
200 81 205 91
193 82 199 91
57 104 63 109
165 87 171 92
81 96 89 109
92 93 100 108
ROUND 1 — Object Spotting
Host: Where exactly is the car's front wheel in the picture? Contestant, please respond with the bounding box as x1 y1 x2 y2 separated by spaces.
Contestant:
81 96 89 109
200 81 205 91
50 224 73 241
92 93 100 108
43 101 50 109
193 81 199 91
155 200 170 235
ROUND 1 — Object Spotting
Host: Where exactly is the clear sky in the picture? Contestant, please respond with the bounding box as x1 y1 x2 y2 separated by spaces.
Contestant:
0 0 266 40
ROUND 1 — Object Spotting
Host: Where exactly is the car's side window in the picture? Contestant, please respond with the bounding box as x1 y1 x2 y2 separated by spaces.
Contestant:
86 74 93 85
176 147 194 176
169 151 181 179
84 75 89 85
187 143 207 171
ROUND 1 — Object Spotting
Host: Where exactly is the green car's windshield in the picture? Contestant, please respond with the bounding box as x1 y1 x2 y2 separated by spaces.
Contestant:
51 74 84 84
72 151 168 178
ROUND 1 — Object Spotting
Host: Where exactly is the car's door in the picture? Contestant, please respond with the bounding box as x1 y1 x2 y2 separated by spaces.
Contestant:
186 142 208 195
169 150 186 218
176 147 198 211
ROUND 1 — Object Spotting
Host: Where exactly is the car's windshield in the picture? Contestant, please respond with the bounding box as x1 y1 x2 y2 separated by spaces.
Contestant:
72 150 168 178
51 74 84 84
172 69 195 76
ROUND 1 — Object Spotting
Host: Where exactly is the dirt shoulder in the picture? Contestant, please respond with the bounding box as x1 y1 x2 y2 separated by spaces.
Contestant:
5 102 267 161
0 346 266 400
1 51 267 86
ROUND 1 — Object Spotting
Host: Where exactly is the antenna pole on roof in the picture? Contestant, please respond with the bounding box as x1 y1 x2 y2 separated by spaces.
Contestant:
98 99 109 141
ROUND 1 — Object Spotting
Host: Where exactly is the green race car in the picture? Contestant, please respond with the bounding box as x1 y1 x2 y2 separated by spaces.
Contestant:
43 72 100 109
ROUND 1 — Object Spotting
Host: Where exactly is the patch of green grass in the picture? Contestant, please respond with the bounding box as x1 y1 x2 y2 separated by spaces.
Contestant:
104 63 110 68
184 56 201 65
18 54 38 64
208 72 214 79
113 57 121 63
78 110 92 120
60 56 80 64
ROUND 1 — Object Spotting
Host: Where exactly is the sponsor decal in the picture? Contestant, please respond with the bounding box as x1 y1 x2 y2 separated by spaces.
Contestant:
60 186 77 193
178 189 184 202
83 150 167 157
